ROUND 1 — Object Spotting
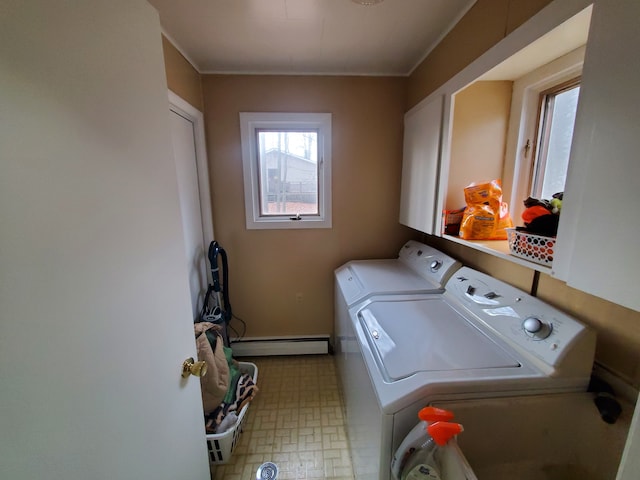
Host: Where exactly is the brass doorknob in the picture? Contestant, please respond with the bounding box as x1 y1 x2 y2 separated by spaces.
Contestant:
182 357 208 378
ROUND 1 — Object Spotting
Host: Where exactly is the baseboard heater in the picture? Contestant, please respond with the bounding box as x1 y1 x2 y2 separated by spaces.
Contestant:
230 335 331 357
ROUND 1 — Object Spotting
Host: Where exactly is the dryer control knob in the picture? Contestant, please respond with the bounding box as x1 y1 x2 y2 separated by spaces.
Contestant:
523 317 552 339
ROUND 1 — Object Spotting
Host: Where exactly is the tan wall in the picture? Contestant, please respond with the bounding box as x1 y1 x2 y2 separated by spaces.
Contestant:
536 276 640 387
161 35 203 111
407 0 553 109
447 80 513 210
201 75 413 337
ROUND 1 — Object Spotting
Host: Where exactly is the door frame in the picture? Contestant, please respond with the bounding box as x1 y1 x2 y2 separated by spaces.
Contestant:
168 90 215 283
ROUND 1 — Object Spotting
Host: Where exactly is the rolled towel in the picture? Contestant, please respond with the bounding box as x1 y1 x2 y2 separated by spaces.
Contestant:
195 322 230 414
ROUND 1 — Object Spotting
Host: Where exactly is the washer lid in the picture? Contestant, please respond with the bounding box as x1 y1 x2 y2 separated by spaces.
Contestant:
358 298 521 381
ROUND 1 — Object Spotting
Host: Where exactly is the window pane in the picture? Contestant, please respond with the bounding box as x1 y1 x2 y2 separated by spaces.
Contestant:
538 86 580 199
257 130 319 216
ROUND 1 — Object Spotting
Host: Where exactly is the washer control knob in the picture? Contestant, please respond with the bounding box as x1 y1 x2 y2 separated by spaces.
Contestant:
523 317 543 333
430 260 442 271
523 317 552 339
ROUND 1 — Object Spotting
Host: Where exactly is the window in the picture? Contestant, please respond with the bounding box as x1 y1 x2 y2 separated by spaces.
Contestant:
531 79 580 199
503 46 585 222
240 112 332 229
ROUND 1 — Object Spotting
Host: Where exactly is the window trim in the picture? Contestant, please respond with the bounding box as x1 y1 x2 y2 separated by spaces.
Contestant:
502 46 585 223
240 112 332 230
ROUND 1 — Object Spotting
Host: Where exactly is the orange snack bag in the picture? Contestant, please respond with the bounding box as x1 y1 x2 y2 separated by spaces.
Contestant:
459 180 513 240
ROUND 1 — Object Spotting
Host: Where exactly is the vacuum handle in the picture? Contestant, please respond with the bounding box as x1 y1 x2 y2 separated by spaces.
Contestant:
209 241 221 291
207 240 232 325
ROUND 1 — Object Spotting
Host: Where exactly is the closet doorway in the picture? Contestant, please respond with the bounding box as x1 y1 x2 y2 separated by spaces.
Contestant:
169 91 214 321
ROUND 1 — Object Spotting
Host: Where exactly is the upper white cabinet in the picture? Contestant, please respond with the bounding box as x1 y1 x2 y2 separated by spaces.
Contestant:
399 94 444 235
400 0 640 311
553 0 640 312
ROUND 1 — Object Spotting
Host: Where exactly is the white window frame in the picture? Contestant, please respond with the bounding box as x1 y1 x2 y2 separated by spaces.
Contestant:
240 112 332 229
530 78 581 199
503 46 585 222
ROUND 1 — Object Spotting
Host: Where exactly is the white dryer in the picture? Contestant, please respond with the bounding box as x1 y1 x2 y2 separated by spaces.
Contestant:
334 240 461 357
336 266 596 480
335 240 461 307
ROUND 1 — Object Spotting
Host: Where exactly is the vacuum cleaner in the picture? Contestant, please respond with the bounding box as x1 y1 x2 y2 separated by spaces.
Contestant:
199 240 232 347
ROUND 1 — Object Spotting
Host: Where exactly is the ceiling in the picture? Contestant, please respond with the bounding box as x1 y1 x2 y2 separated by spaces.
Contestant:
148 0 477 76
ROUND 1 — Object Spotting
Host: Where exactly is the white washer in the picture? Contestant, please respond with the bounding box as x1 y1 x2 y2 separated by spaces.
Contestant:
335 266 596 480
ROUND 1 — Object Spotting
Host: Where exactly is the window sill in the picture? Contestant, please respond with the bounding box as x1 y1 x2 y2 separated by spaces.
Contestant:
442 234 552 274
246 216 331 230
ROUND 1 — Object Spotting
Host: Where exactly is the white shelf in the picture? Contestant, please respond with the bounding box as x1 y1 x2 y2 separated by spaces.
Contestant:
442 234 553 274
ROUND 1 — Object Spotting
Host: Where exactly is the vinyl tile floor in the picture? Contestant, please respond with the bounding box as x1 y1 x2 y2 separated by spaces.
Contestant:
210 355 356 480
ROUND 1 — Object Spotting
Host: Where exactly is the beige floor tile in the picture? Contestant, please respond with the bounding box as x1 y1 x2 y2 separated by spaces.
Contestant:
211 355 355 480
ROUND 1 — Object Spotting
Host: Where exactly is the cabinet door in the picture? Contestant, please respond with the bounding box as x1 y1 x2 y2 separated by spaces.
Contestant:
399 94 444 234
553 0 640 312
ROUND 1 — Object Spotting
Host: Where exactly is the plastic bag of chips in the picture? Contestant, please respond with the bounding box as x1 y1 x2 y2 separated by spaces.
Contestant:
459 179 513 240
